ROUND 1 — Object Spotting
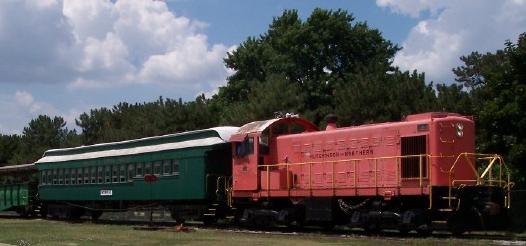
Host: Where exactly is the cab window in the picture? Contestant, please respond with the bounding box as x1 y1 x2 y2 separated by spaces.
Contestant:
236 137 254 157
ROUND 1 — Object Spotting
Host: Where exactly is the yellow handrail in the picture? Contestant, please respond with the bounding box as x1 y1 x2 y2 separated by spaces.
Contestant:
254 153 513 211
258 154 432 196
447 153 514 209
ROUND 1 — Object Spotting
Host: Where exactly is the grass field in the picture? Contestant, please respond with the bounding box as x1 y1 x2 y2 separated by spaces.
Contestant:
0 218 520 246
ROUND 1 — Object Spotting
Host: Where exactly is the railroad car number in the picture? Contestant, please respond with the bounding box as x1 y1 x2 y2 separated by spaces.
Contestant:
100 190 113 196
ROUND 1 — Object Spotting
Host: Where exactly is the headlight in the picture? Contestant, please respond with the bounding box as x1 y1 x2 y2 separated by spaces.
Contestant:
456 123 464 137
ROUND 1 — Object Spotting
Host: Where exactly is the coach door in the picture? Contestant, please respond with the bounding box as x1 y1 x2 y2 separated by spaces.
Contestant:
232 136 259 191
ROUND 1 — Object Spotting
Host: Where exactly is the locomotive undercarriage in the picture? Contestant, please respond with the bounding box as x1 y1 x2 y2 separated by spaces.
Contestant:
233 185 510 235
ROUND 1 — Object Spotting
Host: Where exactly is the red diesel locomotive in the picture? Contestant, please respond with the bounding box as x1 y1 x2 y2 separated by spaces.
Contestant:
229 112 513 234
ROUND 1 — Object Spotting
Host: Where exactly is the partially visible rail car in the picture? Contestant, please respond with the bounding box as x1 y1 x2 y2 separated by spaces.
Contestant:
0 164 39 216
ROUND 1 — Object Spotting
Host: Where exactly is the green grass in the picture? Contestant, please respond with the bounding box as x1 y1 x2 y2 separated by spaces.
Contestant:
0 218 510 246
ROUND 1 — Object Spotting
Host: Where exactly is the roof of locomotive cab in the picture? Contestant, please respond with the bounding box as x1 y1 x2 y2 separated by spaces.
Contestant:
231 117 319 141
35 126 239 164
0 163 36 174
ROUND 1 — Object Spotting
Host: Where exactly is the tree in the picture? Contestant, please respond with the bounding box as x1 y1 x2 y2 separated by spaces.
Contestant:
11 115 78 163
453 33 526 186
76 96 219 145
435 83 472 115
334 66 436 126
219 74 306 125
0 134 21 165
217 8 399 125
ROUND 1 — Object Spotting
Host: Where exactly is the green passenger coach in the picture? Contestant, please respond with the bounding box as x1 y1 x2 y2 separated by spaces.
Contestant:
35 127 238 221
0 164 39 216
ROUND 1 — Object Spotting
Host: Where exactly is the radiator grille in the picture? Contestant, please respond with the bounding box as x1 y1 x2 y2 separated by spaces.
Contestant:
401 135 427 179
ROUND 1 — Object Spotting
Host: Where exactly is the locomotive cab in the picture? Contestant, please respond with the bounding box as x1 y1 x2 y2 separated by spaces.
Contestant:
230 116 318 193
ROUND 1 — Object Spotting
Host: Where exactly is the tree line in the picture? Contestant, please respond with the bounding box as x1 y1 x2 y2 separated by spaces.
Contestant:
1 9 524 186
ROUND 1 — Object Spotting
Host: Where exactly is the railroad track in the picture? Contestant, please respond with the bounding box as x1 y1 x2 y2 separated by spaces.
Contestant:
1 212 525 243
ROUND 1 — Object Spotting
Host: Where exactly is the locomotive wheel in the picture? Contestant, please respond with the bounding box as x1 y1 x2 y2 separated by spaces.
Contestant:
416 224 432 237
447 213 467 236
319 222 335 230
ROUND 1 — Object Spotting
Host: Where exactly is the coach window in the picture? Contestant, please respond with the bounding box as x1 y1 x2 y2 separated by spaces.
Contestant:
105 166 111 183
97 166 103 183
40 171 45 185
236 137 254 157
120 165 126 182
64 168 71 185
172 160 179 175
112 165 118 183
145 162 152 175
77 168 83 184
64 169 69 184
154 161 161 176
84 167 89 184
91 167 96 184
163 160 171 176
70 169 76 184
58 169 63 185
136 163 143 177
127 164 135 181
52 169 57 185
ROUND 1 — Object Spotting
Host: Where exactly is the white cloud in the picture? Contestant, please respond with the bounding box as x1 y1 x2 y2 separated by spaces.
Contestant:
377 0 526 83
15 91 35 107
0 0 232 97
0 90 83 134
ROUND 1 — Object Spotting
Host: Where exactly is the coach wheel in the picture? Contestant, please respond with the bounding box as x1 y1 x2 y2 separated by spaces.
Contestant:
203 216 217 225
170 210 185 224
17 208 28 218
91 211 103 220
66 207 84 220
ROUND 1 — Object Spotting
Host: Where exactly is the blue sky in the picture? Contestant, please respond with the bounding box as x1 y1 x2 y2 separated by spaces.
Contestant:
166 0 416 45
0 0 524 134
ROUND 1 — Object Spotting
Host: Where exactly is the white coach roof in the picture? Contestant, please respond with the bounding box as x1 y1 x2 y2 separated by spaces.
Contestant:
35 127 239 164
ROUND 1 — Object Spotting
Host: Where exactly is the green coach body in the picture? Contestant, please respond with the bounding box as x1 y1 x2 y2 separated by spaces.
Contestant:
35 127 238 203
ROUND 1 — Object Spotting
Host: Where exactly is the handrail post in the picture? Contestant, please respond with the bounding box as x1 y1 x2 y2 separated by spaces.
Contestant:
427 155 433 209
332 161 335 195
286 162 290 194
309 162 312 196
353 160 357 195
419 155 423 188
266 165 270 197
374 159 378 195
396 157 400 188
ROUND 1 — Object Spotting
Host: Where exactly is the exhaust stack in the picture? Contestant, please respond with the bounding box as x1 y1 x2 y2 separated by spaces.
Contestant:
325 114 337 131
